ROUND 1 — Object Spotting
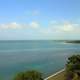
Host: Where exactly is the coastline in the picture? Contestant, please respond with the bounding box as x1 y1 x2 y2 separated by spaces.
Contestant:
44 69 65 80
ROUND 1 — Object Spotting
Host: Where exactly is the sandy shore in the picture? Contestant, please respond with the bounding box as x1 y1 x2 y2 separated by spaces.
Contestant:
44 69 65 80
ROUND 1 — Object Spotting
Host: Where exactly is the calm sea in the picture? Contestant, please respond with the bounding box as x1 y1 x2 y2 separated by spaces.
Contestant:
0 40 80 80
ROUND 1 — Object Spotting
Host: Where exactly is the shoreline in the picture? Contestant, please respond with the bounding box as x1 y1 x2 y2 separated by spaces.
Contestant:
44 69 65 80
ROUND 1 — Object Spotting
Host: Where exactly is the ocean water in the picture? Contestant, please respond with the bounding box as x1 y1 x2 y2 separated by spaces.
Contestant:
0 40 80 80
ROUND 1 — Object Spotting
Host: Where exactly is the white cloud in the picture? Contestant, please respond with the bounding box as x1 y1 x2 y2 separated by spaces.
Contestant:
29 21 39 29
0 22 22 30
0 21 40 30
49 21 80 33
7 22 20 29
60 23 74 32
0 21 80 40
0 21 80 35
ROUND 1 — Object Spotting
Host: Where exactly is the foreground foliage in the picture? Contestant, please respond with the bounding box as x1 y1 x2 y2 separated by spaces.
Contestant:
14 70 43 80
66 55 80 80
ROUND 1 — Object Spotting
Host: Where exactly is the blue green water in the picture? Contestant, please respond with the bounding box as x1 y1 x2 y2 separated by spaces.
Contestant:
0 40 80 80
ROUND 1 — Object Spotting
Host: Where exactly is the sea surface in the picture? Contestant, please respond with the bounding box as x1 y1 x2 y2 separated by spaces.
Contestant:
0 40 80 80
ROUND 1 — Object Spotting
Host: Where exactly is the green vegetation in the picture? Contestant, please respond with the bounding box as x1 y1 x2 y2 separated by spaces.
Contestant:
14 70 43 80
65 40 80 43
66 55 80 80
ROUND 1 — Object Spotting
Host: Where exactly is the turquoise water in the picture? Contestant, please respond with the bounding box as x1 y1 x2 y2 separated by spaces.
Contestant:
0 40 80 80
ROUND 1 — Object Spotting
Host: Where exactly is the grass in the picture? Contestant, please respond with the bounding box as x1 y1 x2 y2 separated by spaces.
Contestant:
47 71 65 80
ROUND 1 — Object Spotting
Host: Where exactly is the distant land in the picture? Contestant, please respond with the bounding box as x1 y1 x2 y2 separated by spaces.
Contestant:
64 40 80 44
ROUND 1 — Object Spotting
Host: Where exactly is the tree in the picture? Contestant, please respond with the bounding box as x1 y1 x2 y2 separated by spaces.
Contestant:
14 70 43 80
66 55 80 80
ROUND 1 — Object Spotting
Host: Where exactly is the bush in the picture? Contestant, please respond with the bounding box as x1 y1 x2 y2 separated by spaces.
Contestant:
14 70 43 80
66 55 80 80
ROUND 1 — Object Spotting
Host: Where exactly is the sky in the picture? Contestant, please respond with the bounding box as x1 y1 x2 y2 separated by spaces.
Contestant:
0 0 80 40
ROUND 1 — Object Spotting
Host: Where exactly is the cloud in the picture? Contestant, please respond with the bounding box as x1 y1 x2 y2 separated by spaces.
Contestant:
0 21 39 30
29 21 39 29
0 22 23 30
59 23 80 33
59 22 74 32
8 22 21 29
0 21 80 40
0 21 80 35
49 21 80 33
